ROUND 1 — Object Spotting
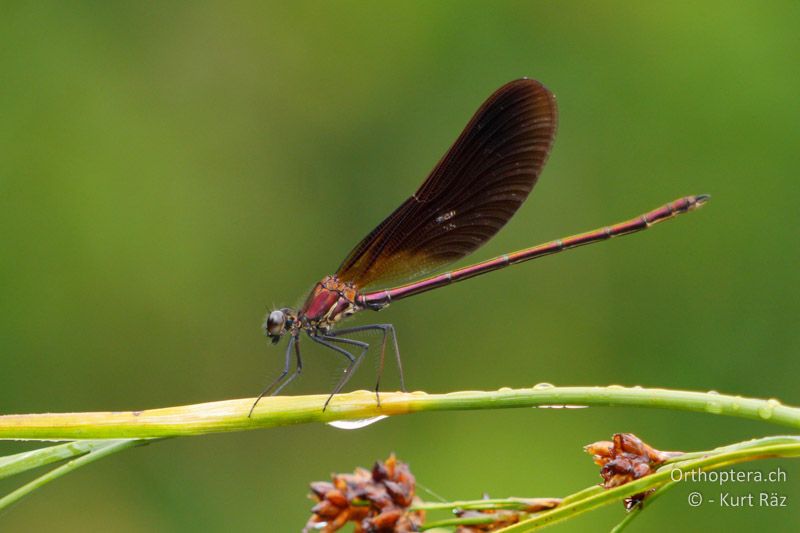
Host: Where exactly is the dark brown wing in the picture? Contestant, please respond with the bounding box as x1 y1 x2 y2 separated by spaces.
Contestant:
336 78 558 289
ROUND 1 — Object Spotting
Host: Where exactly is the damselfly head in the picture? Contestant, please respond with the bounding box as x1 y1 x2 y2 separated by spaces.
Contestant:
694 193 711 207
263 307 294 343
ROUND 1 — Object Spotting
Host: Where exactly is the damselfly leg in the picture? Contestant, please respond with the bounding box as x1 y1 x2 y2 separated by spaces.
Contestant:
249 335 302 417
327 324 405 398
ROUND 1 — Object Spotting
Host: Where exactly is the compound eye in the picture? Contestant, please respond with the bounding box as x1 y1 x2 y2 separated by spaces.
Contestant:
266 310 285 335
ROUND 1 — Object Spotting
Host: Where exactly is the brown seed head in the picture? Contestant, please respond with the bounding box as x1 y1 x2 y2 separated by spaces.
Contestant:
584 433 683 509
304 453 424 533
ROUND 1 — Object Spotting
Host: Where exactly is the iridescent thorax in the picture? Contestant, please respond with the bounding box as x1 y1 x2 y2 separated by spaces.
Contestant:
300 275 360 332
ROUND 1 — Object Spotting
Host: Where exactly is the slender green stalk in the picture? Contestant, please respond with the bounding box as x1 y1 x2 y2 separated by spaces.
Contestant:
411 438 800 532
0 440 149 480
0 439 145 512
497 438 800 532
421 514 501 530
661 435 800 464
0 386 797 440
414 497 561 531
412 497 561 512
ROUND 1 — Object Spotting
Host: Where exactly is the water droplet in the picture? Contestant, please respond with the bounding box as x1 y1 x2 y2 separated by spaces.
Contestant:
327 415 388 430
498 387 513 392
533 382 555 389
758 404 774 420
632 385 644 390
607 384 625 389
707 390 719 395
767 398 782 408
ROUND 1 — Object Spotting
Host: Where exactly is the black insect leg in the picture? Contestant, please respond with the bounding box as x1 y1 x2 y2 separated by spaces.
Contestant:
328 324 405 403
248 334 302 417
310 334 369 411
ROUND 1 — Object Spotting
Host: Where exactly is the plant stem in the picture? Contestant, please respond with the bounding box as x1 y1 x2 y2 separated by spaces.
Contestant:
0 439 149 480
412 497 561 512
420 515 500 530
496 438 800 532
0 386 796 440
0 439 145 511
410 437 800 531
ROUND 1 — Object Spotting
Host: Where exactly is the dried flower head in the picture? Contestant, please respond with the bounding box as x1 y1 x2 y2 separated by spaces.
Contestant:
304 453 424 533
585 433 682 509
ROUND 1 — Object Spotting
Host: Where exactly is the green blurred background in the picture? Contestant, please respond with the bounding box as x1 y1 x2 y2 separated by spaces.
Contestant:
1 1 798 531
